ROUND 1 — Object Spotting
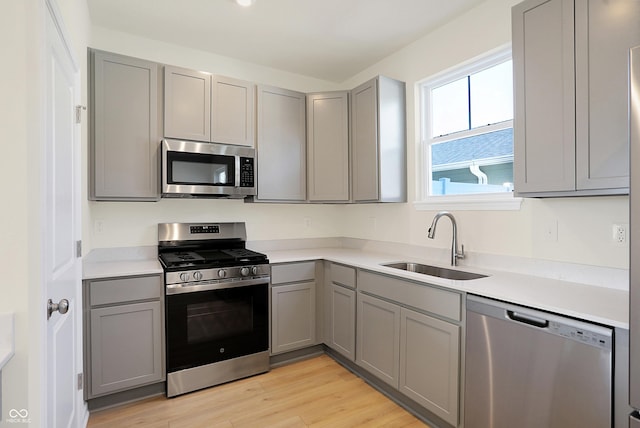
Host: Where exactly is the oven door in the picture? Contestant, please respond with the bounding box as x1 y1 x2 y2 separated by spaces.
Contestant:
165 282 268 373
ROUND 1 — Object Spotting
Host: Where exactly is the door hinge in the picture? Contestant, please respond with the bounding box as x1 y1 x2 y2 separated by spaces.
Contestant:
76 240 82 258
75 105 86 124
77 373 83 390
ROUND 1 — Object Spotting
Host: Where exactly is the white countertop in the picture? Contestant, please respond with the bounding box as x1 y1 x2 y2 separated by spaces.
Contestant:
266 248 629 329
82 245 628 329
83 246 163 280
0 313 15 371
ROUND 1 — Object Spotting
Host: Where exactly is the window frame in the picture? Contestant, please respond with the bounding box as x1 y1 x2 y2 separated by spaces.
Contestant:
415 45 522 211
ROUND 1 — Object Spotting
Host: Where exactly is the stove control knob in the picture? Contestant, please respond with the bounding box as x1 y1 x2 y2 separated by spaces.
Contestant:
179 273 190 282
240 267 250 277
193 271 203 281
217 269 227 279
251 266 259 276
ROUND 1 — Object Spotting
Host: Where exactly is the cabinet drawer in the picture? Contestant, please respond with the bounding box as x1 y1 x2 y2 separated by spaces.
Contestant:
330 263 356 288
89 275 162 307
271 262 315 285
358 270 461 322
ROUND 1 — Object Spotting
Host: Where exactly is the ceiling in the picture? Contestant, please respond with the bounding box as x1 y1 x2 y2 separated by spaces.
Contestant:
87 0 485 82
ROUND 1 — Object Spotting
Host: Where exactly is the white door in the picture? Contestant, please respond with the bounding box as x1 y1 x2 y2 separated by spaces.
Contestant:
44 3 82 427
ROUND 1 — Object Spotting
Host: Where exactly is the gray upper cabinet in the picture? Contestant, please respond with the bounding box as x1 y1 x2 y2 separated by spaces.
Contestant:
89 49 161 201
164 66 255 147
211 75 255 147
255 85 307 201
574 0 640 191
307 92 350 202
164 65 211 142
350 76 406 203
513 0 640 196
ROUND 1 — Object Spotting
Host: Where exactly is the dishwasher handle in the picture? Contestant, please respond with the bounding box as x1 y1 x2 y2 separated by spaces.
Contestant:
507 310 549 328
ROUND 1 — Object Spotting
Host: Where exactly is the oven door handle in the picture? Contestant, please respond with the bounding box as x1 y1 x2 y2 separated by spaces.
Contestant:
166 276 270 295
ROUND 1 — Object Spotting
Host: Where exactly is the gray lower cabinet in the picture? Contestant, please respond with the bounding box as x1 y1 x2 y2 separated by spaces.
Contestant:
306 91 350 202
325 263 357 360
400 307 460 427
350 76 406 203
256 85 307 201
513 0 640 196
270 262 317 354
89 49 161 201
357 270 462 427
356 292 400 387
84 274 164 399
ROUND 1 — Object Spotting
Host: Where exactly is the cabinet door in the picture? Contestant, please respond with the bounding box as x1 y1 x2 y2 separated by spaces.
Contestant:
212 76 255 147
575 0 640 191
307 92 349 202
90 50 160 200
513 0 575 194
351 78 380 202
327 283 356 360
256 85 306 201
89 301 163 397
271 282 316 354
356 292 400 388
164 65 211 142
399 307 460 427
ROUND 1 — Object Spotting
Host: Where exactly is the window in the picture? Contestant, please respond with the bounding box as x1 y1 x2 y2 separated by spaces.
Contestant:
417 46 521 210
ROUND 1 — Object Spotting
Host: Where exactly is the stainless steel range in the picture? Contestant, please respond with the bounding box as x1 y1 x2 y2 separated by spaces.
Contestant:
158 222 270 397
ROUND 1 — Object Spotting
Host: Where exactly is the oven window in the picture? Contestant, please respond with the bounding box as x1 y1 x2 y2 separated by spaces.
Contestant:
167 151 234 186
187 299 253 344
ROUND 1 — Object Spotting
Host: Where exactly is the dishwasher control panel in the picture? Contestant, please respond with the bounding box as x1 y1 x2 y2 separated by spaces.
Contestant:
548 321 612 350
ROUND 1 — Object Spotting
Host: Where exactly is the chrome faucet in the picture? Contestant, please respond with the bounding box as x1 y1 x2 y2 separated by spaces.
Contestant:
428 211 465 266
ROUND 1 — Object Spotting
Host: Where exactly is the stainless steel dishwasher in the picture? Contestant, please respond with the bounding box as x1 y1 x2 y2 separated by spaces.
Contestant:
464 295 613 428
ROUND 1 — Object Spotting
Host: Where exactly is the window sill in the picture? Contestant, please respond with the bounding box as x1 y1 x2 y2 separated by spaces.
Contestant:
414 193 523 211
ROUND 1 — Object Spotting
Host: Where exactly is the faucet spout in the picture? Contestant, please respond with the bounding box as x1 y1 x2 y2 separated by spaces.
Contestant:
427 211 465 266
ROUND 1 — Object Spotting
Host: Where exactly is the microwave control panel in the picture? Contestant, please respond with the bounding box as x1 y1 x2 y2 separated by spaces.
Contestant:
239 157 255 187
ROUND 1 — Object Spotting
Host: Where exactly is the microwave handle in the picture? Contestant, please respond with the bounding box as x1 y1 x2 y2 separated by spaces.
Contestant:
235 155 240 188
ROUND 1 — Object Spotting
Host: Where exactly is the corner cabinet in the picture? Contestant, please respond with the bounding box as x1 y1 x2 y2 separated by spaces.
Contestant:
83 274 165 399
164 65 255 147
512 0 640 196
307 92 350 202
270 262 317 354
89 49 161 201
350 76 406 203
324 263 357 360
255 85 307 201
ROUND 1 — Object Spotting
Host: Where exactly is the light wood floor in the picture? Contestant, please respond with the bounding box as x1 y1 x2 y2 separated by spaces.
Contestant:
87 354 428 427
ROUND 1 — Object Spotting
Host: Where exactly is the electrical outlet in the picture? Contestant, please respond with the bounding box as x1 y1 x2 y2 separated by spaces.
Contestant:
612 224 628 243
542 220 558 242
304 217 312 228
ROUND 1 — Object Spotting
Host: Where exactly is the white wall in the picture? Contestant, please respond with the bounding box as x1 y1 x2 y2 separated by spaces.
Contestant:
338 0 629 269
0 1 35 422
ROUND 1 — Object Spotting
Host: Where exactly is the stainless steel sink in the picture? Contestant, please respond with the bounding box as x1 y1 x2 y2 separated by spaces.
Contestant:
382 262 487 281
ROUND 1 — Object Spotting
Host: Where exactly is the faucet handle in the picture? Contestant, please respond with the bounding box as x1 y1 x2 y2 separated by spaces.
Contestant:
456 244 465 260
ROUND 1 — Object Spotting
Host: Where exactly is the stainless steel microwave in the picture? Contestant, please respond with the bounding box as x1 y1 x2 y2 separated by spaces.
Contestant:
161 139 256 198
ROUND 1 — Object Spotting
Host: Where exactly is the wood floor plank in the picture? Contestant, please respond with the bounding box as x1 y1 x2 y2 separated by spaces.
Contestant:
87 355 429 428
